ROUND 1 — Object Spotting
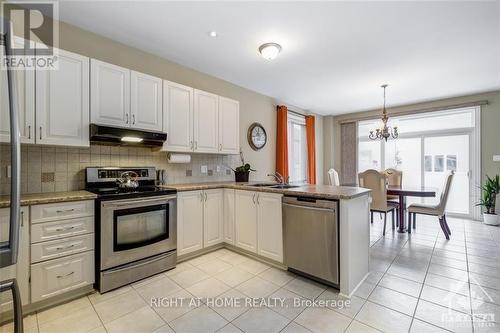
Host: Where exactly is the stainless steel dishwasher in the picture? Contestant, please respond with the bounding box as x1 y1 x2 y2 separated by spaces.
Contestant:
282 196 339 287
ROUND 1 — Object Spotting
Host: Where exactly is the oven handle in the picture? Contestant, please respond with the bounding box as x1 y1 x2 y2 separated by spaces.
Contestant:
101 195 177 208
101 251 176 275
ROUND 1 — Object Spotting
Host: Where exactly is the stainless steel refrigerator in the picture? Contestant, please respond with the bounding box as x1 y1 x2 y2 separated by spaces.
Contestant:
0 17 24 333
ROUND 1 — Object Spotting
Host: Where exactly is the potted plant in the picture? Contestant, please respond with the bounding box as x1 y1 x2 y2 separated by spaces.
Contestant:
476 175 500 225
230 150 256 182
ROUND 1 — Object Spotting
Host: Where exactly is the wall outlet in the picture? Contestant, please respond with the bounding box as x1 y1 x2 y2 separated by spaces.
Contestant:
201 165 208 174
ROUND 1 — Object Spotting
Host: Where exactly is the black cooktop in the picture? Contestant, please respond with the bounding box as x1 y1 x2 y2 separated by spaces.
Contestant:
87 186 177 201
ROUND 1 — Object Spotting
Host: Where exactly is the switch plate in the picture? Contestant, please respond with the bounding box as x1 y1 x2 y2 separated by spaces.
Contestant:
201 165 208 174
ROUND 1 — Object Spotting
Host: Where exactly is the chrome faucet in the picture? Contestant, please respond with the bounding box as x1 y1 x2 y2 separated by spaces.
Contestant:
267 172 288 185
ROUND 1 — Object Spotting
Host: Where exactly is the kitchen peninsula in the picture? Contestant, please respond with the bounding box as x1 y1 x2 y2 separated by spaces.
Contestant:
164 181 371 297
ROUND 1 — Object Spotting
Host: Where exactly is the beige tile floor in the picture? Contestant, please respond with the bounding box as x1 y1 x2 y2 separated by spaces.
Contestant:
2 215 500 333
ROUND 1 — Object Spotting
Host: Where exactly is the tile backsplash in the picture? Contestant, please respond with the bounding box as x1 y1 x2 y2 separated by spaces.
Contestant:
0 144 240 195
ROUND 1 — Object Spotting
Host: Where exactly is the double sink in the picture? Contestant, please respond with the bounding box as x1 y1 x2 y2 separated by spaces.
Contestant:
250 183 299 189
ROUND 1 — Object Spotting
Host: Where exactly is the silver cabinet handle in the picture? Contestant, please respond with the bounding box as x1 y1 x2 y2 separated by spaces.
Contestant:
125 113 129 124
56 208 75 213
204 192 208 201
200 192 204 202
28 125 31 139
54 226 75 232
20 211 24 227
194 141 198 150
55 244 75 251
56 271 74 279
190 141 193 150
39 126 42 140
252 193 256 204
132 114 135 125
257 194 260 205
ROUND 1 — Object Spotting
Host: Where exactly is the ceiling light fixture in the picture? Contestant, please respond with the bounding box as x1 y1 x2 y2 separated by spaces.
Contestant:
369 84 398 141
259 43 282 60
209 31 217 37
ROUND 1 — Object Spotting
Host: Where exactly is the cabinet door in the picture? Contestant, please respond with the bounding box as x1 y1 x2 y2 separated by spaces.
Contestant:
177 191 203 256
257 192 283 262
203 189 223 247
218 96 239 154
36 48 89 146
31 251 94 303
0 37 35 144
130 71 162 131
163 81 194 152
193 89 218 153
0 207 30 312
90 59 130 128
235 190 257 253
223 189 235 245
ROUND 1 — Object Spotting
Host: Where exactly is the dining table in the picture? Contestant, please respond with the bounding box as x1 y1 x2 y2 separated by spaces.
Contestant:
387 185 437 232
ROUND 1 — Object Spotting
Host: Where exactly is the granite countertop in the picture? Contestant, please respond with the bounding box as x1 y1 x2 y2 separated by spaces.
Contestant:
163 182 371 200
0 191 97 208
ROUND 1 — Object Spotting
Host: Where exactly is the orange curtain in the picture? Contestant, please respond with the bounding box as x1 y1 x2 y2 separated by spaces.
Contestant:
305 115 316 184
276 105 289 179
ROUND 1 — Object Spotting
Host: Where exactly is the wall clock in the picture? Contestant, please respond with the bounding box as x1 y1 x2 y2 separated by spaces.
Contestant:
247 122 267 151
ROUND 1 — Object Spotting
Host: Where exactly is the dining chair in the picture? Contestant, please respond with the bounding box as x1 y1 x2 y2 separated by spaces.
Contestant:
359 169 399 236
328 168 340 186
407 172 454 239
384 168 402 202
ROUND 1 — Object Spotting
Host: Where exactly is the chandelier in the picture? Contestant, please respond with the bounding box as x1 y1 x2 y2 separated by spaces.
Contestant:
369 84 398 141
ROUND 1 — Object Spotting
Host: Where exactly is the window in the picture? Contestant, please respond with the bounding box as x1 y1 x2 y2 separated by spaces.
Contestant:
288 112 308 184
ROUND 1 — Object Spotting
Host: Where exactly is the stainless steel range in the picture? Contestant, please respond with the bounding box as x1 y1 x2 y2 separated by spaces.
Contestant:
85 167 177 293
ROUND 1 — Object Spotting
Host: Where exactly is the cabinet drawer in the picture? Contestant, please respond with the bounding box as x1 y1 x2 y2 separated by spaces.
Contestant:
31 200 94 224
31 234 94 263
31 251 94 303
31 217 94 243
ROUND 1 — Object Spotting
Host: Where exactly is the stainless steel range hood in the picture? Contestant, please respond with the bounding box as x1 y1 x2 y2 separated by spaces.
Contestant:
90 124 167 147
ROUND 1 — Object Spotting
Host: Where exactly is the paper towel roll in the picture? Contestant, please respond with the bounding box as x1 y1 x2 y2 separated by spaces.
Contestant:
167 153 191 164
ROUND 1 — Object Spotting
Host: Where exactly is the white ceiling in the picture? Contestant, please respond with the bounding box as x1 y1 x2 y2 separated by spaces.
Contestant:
53 1 500 115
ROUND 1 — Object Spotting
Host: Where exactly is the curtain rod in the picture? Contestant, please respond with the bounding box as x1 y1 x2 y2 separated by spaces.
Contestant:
338 100 488 124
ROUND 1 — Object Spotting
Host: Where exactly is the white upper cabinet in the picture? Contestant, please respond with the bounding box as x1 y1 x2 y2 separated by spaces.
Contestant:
130 71 162 132
203 189 224 247
90 59 130 128
0 37 35 144
194 89 219 153
36 48 89 146
163 81 194 152
218 96 240 154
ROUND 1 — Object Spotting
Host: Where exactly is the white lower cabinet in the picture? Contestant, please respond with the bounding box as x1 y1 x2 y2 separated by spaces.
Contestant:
31 251 94 302
177 191 204 256
234 190 258 253
257 192 284 262
234 190 283 262
223 189 236 245
30 200 95 304
203 190 224 247
0 207 30 313
177 190 224 256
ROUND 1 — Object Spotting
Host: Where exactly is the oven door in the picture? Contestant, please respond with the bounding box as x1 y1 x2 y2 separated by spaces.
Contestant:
100 195 176 270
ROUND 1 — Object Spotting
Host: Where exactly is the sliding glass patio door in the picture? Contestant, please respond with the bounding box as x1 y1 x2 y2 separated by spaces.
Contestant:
358 107 480 220
423 134 470 215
